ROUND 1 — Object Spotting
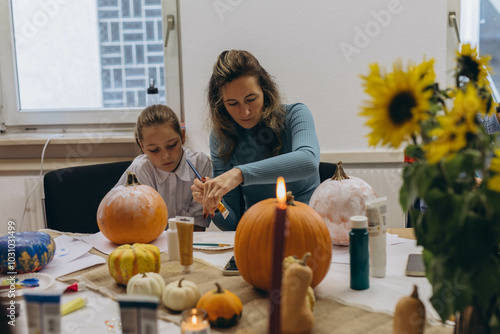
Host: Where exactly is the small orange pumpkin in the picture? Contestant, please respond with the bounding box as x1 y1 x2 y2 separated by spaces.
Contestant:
196 283 242 327
309 161 377 246
234 192 332 292
97 171 168 244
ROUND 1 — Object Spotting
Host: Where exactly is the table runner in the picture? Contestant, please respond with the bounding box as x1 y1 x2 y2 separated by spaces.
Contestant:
43 229 452 334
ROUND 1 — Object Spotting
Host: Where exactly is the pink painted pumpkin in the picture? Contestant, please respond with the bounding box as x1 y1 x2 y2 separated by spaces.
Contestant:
310 161 377 246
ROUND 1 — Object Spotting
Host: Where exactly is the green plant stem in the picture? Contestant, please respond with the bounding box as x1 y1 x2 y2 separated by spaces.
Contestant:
438 160 454 193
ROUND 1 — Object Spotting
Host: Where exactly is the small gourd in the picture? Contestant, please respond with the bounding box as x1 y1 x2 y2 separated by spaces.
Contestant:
283 254 316 310
162 278 200 312
196 283 243 327
126 272 165 298
281 253 314 334
393 285 426 334
108 243 161 286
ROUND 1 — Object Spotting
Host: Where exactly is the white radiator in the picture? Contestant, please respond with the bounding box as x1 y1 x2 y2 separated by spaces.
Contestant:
344 168 405 229
23 177 46 232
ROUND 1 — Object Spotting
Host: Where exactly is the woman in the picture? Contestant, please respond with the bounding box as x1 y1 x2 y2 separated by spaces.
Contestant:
192 50 320 230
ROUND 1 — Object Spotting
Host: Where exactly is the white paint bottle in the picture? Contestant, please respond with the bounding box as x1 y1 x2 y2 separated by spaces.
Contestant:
167 218 180 261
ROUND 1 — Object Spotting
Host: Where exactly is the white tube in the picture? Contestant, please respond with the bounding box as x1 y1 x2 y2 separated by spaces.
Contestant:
366 196 387 278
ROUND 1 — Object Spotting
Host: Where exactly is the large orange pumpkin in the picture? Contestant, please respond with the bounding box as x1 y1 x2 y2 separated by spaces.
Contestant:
97 171 168 244
234 193 332 292
309 161 377 246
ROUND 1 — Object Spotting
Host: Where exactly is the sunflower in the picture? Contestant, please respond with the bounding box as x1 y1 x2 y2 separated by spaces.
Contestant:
456 44 493 88
424 84 480 164
360 59 435 148
488 149 500 193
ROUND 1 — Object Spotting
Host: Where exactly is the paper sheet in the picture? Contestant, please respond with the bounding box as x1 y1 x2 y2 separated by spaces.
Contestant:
44 235 93 268
193 231 235 245
41 252 106 278
76 231 169 254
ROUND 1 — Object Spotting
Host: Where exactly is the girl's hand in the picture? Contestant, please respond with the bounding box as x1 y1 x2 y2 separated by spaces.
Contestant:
191 178 207 204
203 168 243 216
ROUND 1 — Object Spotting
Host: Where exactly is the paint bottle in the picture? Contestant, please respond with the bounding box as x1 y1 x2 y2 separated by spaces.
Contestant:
24 292 61 334
349 215 369 290
167 218 180 261
366 196 387 278
117 295 159 334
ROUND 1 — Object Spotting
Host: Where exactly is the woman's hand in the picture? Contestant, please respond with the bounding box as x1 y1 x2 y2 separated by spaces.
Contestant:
202 168 243 217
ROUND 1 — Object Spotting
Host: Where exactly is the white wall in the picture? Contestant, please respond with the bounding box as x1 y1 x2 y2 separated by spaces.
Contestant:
178 0 449 155
0 173 40 236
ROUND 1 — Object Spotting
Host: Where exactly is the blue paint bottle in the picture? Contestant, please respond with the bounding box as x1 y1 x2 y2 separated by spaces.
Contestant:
349 215 369 290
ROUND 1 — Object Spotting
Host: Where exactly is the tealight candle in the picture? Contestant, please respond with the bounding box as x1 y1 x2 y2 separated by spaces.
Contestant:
180 308 210 334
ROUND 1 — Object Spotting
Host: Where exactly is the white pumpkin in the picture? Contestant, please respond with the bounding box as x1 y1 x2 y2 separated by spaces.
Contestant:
162 278 200 311
310 161 377 246
126 272 165 297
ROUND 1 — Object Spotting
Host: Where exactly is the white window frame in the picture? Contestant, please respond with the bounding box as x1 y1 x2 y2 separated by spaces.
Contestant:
0 0 183 130
460 0 500 101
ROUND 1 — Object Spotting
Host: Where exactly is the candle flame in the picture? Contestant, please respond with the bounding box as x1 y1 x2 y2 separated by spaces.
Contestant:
192 314 197 325
276 177 286 207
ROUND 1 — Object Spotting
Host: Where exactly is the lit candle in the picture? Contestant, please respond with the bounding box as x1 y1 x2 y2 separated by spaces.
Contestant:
269 177 287 334
180 308 210 334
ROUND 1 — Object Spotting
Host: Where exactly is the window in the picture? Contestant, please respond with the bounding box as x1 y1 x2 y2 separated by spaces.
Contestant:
461 0 500 101
0 0 181 128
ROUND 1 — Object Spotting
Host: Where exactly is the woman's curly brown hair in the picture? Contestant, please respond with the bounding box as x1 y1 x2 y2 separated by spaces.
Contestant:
207 50 285 162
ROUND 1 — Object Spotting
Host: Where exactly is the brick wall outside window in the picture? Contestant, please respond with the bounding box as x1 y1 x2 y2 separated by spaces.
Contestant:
98 0 165 107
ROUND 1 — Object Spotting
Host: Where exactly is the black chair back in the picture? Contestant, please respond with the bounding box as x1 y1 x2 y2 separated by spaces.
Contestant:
43 161 132 233
319 162 337 183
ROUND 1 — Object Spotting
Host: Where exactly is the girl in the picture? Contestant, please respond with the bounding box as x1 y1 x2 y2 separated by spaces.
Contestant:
115 104 212 230
191 50 320 231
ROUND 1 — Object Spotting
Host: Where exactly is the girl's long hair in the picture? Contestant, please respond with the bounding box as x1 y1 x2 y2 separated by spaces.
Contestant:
135 104 182 153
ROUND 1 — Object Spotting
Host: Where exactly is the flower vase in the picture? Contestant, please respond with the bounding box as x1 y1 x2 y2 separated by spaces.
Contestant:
454 303 492 334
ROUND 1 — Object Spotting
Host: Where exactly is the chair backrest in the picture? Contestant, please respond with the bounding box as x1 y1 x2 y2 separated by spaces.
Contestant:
43 161 132 233
319 162 337 183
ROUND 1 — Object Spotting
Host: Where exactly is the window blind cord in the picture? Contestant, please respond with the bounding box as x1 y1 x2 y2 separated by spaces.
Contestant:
19 133 64 232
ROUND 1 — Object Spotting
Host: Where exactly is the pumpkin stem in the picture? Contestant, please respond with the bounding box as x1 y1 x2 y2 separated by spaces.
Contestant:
126 171 141 186
411 285 419 299
141 273 147 278
299 252 311 266
178 277 185 288
286 191 295 206
215 282 223 294
331 161 349 181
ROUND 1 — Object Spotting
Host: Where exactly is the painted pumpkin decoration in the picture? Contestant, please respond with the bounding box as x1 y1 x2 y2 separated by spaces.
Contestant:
126 272 165 298
162 278 201 312
0 231 56 274
108 243 161 286
196 283 243 327
97 171 168 244
309 161 377 246
234 192 332 292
